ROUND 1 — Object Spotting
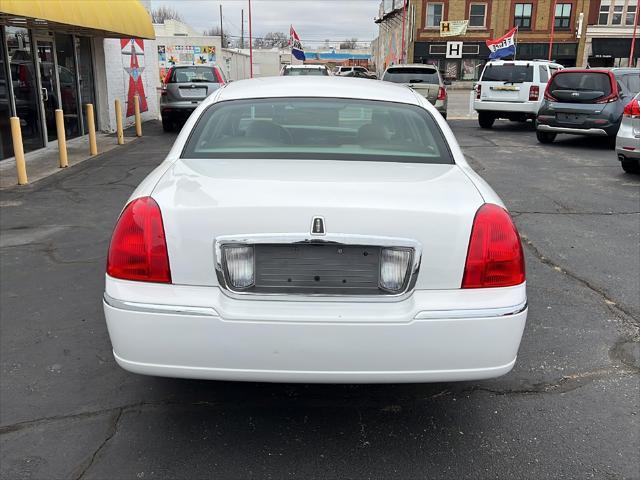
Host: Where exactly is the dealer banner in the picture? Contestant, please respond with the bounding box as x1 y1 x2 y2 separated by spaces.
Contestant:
440 20 468 37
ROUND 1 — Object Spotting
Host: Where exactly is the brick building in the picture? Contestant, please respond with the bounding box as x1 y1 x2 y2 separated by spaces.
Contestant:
583 0 639 67
409 0 593 81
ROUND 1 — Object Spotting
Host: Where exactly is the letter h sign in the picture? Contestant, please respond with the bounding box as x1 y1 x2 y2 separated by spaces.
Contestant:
446 41 463 58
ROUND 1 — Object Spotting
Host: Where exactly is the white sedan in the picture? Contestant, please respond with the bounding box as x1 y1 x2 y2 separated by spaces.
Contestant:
104 77 527 383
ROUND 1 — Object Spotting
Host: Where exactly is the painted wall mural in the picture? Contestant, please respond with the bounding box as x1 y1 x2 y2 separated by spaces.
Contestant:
121 39 148 117
157 45 217 82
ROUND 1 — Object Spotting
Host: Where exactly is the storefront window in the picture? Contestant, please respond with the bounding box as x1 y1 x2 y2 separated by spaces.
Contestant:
5 27 44 154
75 37 96 134
1 31 13 159
55 34 80 139
462 59 483 80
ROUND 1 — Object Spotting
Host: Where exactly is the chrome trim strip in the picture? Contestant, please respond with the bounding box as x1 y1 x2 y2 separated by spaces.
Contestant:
103 293 219 317
537 125 608 136
413 301 527 320
214 233 422 300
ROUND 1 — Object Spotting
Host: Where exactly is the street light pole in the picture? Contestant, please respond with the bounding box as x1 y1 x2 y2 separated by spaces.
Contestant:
249 0 253 78
630 5 638 66
400 0 407 64
548 0 557 61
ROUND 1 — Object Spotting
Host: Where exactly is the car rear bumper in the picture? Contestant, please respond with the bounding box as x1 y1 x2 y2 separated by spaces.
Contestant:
103 278 527 383
616 146 640 159
537 124 609 136
474 100 539 115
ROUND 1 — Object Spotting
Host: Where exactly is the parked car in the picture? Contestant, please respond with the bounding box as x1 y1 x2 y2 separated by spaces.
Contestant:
474 59 563 128
381 64 448 119
160 65 227 132
616 92 640 174
104 77 527 383
335 66 369 76
341 69 377 80
536 68 640 146
281 64 330 76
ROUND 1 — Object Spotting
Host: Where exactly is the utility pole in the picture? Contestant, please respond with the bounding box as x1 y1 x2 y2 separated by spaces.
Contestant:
249 0 253 77
548 0 557 61
630 5 638 66
219 4 224 47
241 9 244 49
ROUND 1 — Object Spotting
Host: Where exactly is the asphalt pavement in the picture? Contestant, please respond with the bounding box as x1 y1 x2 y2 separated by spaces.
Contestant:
1 119 638 479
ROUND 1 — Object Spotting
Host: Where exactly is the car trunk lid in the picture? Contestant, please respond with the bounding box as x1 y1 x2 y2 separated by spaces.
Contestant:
383 67 441 104
479 63 534 103
151 159 485 291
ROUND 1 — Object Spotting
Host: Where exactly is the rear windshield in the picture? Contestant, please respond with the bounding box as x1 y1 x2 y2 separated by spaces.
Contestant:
167 66 218 83
549 72 612 96
481 64 533 83
182 98 452 164
283 68 328 76
383 67 439 84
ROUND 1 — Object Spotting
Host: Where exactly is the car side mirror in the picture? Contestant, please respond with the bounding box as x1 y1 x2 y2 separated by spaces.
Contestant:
443 79 452 86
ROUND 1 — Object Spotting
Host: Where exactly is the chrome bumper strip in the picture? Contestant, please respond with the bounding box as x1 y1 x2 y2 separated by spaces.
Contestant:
537 125 608 136
103 293 219 317
413 301 527 320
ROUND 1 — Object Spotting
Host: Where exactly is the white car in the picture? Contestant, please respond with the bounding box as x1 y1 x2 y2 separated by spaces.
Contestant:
474 59 563 128
616 92 640 174
104 77 527 383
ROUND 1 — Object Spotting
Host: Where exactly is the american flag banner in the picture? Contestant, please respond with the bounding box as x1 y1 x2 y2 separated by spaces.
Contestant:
289 25 306 61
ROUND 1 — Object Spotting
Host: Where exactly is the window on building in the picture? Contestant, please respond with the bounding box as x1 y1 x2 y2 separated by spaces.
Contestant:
624 2 638 25
554 3 572 29
514 3 533 29
425 3 444 27
612 2 624 24
469 3 487 27
598 1 611 24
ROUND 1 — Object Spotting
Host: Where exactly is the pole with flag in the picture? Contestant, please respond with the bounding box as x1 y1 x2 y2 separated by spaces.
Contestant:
248 0 253 78
486 27 518 60
548 0 557 61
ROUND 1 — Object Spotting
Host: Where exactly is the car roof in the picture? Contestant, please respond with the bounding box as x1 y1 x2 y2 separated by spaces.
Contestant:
386 63 437 70
484 60 563 67
284 64 325 69
213 76 421 105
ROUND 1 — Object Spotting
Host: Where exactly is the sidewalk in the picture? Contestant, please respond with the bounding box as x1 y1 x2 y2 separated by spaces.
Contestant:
0 125 149 190
446 89 478 120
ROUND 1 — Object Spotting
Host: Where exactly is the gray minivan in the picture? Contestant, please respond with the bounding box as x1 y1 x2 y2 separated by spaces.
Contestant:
382 64 448 119
160 65 227 131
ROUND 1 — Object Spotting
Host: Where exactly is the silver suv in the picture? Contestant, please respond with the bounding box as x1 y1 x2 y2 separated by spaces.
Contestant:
381 64 448 119
160 65 227 131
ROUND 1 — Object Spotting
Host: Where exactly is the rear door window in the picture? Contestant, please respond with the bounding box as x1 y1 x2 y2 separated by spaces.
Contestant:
168 66 218 84
538 65 549 83
481 64 533 83
383 67 440 84
618 73 640 95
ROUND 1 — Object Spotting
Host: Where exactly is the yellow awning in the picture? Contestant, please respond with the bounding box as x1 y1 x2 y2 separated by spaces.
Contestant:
0 0 155 39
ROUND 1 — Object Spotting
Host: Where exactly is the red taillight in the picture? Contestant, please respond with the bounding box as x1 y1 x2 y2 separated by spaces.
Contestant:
476 84 481 100
163 67 174 85
623 98 640 117
107 197 171 283
462 204 525 289
543 85 555 101
437 86 447 101
213 67 225 84
529 85 539 101
595 71 619 104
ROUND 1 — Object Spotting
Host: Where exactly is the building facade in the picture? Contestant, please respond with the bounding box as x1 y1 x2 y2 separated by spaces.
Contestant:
410 0 592 81
583 0 639 67
0 0 157 161
372 0 416 77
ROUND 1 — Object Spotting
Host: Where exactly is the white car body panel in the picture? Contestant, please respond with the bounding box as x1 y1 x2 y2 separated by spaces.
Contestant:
616 94 640 161
105 77 527 383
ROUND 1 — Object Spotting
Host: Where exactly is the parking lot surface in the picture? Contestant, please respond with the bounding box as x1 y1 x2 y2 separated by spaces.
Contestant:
1 120 638 479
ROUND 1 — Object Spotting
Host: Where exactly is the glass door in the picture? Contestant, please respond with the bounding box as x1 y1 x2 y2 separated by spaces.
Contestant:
35 39 59 142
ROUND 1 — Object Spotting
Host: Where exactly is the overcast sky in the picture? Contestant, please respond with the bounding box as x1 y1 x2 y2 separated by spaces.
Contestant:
150 0 380 46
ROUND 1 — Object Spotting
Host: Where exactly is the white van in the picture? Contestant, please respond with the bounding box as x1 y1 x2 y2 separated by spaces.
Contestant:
473 60 563 128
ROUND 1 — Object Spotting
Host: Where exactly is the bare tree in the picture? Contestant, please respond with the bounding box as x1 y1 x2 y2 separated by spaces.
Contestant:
339 38 359 50
203 26 230 47
151 6 183 24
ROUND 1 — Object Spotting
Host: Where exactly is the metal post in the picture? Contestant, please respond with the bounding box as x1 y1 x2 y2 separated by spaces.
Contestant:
134 95 142 137
55 109 68 167
220 4 224 47
630 6 639 66
241 9 244 49
249 0 254 78
86 103 98 155
10 117 28 184
115 99 124 145
400 0 407 64
548 0 558 61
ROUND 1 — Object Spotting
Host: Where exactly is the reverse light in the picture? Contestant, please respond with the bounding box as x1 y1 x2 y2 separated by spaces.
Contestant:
462 204 525 289
107 197 171 283
529 85 539 101
437 86 447 101
623 98 640 118
379 248 412 292
223 245 255 289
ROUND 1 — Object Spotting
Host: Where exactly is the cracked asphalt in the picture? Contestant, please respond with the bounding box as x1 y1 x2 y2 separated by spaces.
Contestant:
1 120 638 479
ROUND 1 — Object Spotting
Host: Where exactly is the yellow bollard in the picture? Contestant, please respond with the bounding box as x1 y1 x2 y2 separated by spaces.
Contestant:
86 103 98 156
10 117 28 185
55 109 68 168
133 95 142 137
115 99 124 145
